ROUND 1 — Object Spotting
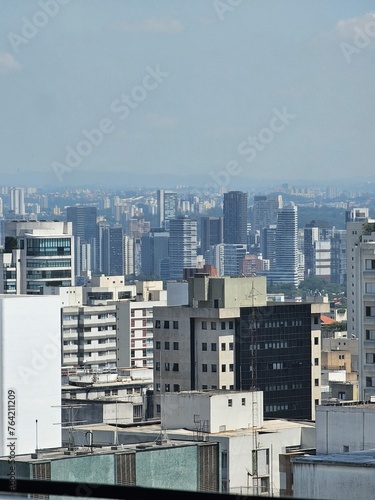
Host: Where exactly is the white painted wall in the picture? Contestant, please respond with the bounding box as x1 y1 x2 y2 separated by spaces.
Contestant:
0 295 61 455
162 391 263 433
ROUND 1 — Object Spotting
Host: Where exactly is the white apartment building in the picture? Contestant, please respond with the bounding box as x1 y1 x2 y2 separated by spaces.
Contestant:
0 295 61 455
0 220 74 294
61 279 167 371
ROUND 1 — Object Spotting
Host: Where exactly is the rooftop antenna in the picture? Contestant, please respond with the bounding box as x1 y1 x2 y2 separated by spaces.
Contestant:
35 419 39 454
249 279 261 496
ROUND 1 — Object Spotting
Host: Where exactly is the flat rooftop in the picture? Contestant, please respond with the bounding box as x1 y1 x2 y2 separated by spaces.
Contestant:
293 449 375 467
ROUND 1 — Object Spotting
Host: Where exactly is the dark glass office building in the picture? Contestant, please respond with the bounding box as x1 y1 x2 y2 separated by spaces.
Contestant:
223 191 248 245
236 303 313 420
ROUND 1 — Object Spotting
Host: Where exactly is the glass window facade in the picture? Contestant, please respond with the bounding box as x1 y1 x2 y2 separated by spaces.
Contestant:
26 238 71 256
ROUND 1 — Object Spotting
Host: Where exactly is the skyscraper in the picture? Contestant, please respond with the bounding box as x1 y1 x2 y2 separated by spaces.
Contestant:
67 205 98 276
252 194 283 231
223 191 248 245
269 204 299 286
169 217 197 279
157 189 178 228
200 216 224 255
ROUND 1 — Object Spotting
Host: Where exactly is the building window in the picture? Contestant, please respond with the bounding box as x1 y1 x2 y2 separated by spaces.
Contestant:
221 364 226 372
165 341 170 350
242 398 246 406
202 364 208 372
156 404 161 413
211 322 217 330
229 321 234 330
211 343 217 351
202 385 208 390
221 343 226 351
314 316 319 325
366 330 375 340
229 385 234 390
173 342 179 350
214 299 219 308
173 321 179 329
164 320 170 329
365 283 375 294
211 364 217 373
173 384 180 392
165 384 170 392
229 364 234 372
228 399 232 407
221 321 226 330
202 321 207 330
172 363 179 372
366 353 375 364
365 259 375 270
315 378 319 386
156 383 160 392
229 342 234 351
155 320 160 328
314 337 319 345
156 341 161 349
314 358 319 366
315 399 319 406
202 342 207 351
343 445 349 452
366 306 375 317
366 376 375 387
165 363 170 371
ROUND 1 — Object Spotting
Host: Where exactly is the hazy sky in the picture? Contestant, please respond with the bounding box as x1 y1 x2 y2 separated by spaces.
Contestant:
1 1 375 188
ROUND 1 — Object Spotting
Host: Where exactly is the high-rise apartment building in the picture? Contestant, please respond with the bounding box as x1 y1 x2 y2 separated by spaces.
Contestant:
168 217 197 279
346 208 375 399
67 205 99 276
223 191 248 245
10 187 25 216
268 204 299 286
200 216 224 255
157 189 177 229
0 220 74 294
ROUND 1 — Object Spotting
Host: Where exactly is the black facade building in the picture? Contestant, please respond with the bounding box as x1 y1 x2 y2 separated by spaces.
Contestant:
67 205 99 274
200 216 224 256
223 191 248 245
236 303 315 420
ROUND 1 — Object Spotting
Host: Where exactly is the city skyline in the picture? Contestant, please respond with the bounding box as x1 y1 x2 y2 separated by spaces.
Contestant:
1 1 375 188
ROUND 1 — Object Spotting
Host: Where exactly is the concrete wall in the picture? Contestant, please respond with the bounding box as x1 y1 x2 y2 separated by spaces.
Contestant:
316 405 375 454
0 295 61 455
293 461 375 500
136 445 198 491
